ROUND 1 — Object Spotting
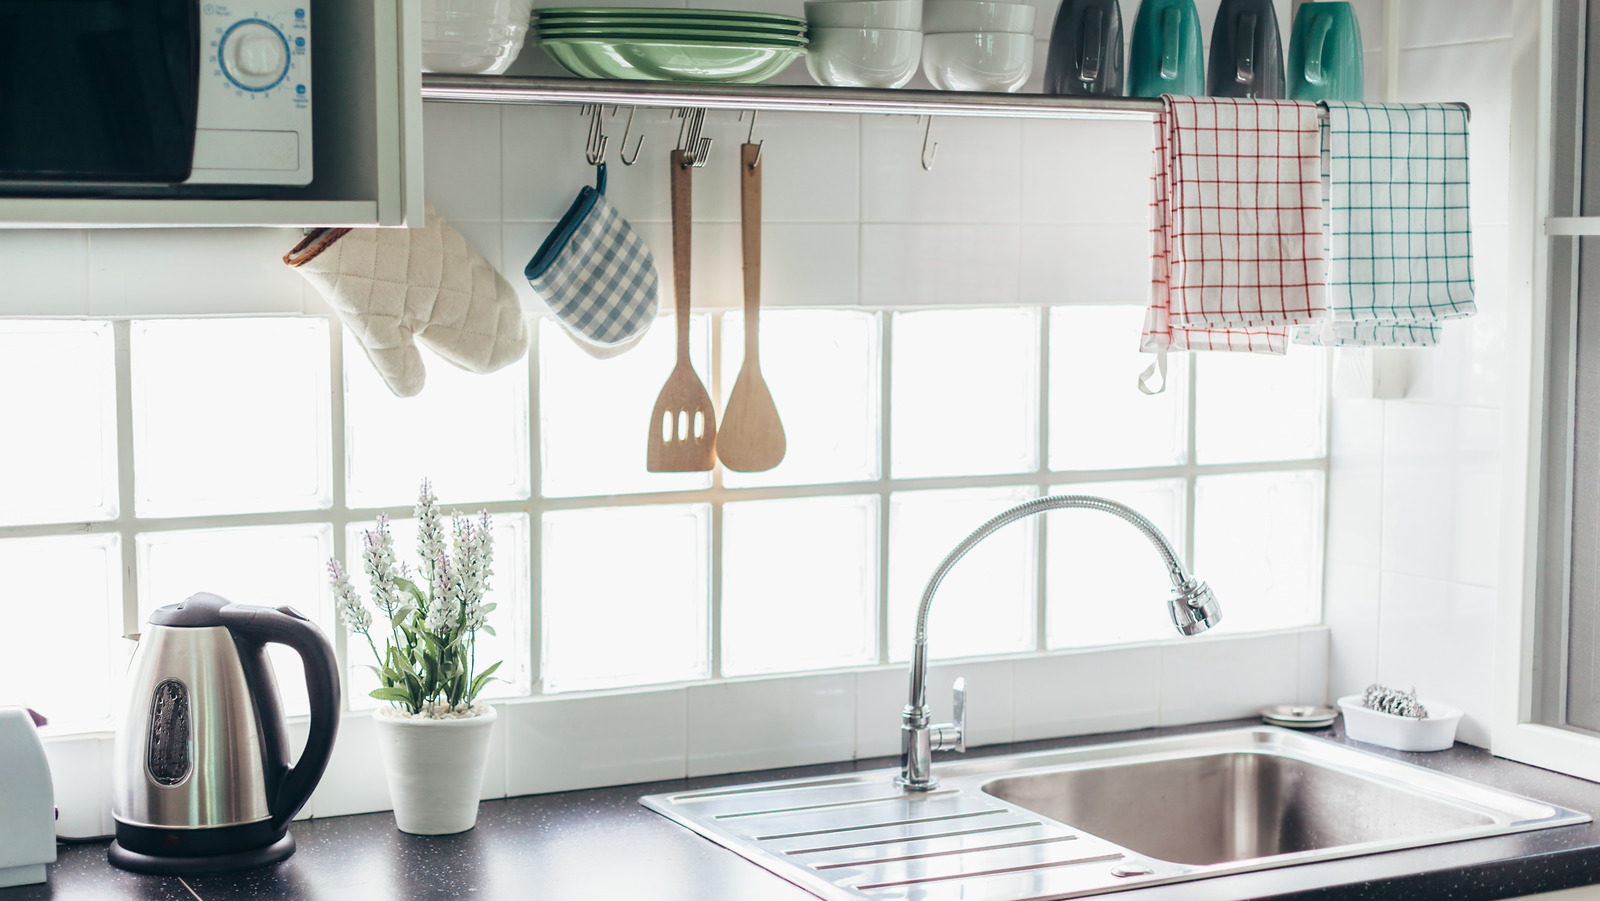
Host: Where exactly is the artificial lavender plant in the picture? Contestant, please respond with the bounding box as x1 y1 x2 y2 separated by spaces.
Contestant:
328 479 500 716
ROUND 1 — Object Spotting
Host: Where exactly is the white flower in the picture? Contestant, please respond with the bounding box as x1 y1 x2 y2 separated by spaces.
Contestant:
362 514 404 617
424 552 461 634
416 478 446 593
452 511 495 632
326 560 372 632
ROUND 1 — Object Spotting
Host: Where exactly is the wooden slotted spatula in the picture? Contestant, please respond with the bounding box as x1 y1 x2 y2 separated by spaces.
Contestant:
715 142 786 473
647 149 717 472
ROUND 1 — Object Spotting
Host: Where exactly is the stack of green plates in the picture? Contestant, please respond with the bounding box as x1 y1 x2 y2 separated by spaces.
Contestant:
533 7 808 83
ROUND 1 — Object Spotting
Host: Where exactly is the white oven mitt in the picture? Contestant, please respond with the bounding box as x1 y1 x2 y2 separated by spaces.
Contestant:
284 202 530 398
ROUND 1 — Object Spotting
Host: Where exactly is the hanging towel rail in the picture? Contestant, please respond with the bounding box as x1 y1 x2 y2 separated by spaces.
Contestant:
421 75 1469 123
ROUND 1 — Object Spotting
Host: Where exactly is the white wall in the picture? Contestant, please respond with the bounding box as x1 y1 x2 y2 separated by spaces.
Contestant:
1323 0 1517 748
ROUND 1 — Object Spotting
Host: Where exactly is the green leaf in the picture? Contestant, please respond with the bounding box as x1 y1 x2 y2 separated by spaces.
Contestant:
395 576 427 605
468 660 503 701
480 624 497 637
369 687 412 703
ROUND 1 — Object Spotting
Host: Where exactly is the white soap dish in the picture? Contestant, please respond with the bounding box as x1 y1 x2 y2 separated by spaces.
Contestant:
1336 694 1462 752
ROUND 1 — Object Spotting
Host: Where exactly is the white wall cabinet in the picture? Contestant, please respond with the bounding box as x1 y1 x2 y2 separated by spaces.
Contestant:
0 0 424 229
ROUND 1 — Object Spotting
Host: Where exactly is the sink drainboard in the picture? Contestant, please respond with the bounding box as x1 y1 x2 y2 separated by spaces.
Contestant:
641 727 1590 901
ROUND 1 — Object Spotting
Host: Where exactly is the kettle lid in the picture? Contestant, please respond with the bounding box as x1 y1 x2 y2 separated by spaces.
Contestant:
148 592 234 627
148 593 314 629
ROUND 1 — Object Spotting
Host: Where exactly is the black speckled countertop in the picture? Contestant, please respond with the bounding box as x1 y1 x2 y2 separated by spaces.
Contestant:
12 718 1600 901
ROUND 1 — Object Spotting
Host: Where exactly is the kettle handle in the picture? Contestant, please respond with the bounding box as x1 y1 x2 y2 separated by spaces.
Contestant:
221 604 341 831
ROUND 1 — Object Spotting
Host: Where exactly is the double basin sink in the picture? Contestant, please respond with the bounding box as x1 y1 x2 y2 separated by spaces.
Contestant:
642 727 1589 901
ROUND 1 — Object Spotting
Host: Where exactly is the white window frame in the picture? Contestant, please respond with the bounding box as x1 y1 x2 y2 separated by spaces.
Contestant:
4 303 1330 736
1490 0 1600 779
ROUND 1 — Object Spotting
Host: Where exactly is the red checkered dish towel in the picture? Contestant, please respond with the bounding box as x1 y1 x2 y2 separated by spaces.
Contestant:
1141 96 1328 389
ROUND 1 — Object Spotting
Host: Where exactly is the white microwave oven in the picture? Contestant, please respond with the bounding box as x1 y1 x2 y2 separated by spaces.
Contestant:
0 0 313 194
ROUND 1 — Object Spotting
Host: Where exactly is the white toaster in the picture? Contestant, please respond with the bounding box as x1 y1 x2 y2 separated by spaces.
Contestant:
0 707 54 887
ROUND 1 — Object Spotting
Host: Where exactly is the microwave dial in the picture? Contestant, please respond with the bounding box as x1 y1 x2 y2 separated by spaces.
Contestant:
220 20 291 91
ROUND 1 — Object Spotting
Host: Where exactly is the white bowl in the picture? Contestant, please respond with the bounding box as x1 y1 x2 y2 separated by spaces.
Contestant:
804 0 921 30
922 0 1034 34
1336 695 1463 752
806 27 922 88
422 0 534 74
920 31 1032 91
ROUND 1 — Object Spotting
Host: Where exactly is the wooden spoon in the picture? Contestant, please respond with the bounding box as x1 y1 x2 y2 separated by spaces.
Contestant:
716 143 787 473
646 150 717 473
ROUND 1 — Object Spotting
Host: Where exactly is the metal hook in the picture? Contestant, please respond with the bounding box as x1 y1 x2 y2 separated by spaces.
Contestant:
739 109 764 169
919 116 938 171
582 104 609 166
673 107 712 168
619 106 645 166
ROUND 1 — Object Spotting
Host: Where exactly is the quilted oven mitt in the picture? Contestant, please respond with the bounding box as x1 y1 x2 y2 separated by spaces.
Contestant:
284 202 529 398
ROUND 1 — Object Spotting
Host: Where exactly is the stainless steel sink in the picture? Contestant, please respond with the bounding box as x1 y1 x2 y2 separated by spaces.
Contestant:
642 727 1589 901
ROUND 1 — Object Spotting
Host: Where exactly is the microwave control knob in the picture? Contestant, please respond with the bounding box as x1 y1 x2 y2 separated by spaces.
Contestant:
222 21 289 90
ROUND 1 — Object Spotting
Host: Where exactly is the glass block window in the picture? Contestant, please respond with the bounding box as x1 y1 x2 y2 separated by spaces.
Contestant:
0 306 1326 725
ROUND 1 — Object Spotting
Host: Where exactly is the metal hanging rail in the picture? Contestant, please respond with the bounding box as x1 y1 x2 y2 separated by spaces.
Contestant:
421 75 1165 120
420 75 1470 124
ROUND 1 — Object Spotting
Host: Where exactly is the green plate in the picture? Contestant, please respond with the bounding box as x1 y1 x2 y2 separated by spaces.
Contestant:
538 37 804 82
536 26 806 44
534 15 806 33
535 6 805 25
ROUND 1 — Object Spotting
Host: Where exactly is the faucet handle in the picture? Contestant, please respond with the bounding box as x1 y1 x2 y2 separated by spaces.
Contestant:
950 677 967 753
930 676 967 754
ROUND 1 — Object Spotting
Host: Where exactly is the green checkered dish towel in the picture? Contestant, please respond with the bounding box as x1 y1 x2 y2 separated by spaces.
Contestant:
1294 101 1475 348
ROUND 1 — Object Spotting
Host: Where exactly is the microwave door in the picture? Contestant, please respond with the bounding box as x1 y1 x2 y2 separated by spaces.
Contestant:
0 0 197 190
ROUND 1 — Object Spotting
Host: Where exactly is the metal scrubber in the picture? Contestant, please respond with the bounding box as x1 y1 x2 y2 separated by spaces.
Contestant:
1362 683 1429 719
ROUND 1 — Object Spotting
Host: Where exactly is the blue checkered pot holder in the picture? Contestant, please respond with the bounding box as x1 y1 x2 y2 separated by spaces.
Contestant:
526 163 659 357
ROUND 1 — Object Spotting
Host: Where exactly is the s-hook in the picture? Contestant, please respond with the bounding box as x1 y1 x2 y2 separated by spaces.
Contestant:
620 106 645 166
582 104 609 165
919 116 938 171
674 107 713 168
739 109 764 169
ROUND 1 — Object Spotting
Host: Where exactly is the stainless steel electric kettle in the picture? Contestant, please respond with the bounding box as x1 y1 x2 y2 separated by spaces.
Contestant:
109 592 340 876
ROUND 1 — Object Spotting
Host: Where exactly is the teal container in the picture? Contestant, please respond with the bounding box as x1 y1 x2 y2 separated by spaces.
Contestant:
1129 0 1203 98
1287 1 1364 101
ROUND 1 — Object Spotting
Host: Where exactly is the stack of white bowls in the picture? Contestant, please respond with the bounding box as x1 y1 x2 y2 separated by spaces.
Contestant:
422 0 536 75
803 0 923 89
921 0 1034 92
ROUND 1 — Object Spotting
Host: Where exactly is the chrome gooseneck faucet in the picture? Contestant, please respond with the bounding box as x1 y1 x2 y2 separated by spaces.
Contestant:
897 494 1223 791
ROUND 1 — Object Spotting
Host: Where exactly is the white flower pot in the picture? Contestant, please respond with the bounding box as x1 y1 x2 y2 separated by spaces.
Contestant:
372 705 498 835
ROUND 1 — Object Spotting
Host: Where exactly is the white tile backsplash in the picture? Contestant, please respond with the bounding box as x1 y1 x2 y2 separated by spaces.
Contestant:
312 711 394 818
506 688 687 794
1399 0 1514 49
88 228 307 317
1326 398 1385 568
860 224 1021 306
1376 571 1497 747
1020 119 1151 226
1013 646 1161 741
1397 41 1512 227
861 116 1022 224
1017 224 1148 306
1159 632 1302 726
423 102 503 223
1379 403 1503 589
687 673 855 776
1297 629 1330 706
1324 562 1383 702
0 230 88 316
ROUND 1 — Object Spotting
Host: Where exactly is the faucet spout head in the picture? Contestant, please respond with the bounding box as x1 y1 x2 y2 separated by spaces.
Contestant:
1168 580 1222 635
